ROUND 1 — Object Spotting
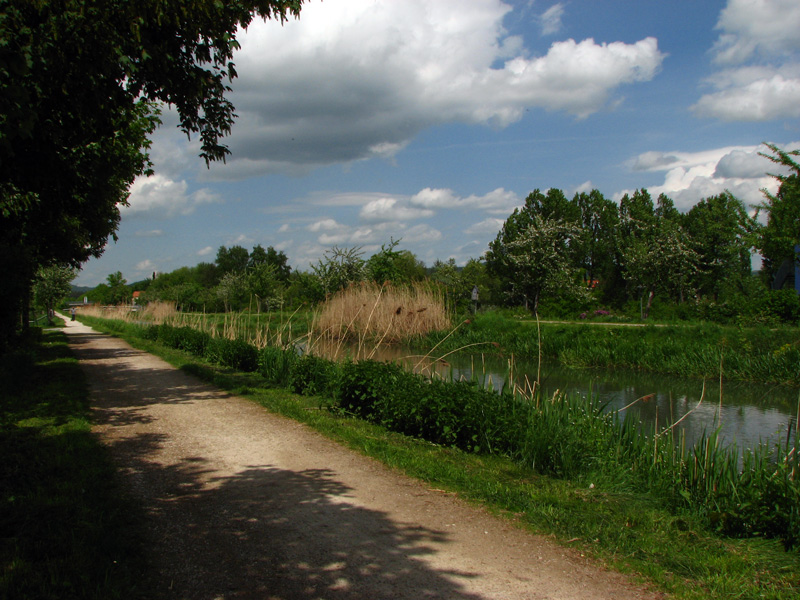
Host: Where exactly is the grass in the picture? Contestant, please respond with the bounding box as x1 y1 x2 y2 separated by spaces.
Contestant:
421 312 800 386
0 330 148 600
80 314 800 600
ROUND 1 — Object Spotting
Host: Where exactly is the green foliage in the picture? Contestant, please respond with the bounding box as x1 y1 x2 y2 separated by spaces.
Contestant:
215 245 250 275
287 354 337 396
151 324 211 356
312 245 365 295
337 360 524 454
684 192 756 298
0 0 305 349
422 313 800 386
756 143 800 285
205 337 259 372
32 264 75 315
258 345 297 385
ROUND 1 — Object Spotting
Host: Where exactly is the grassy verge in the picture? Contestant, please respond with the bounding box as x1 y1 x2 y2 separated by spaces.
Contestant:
81 315 800 600
0 330 147 600
420 312 800 386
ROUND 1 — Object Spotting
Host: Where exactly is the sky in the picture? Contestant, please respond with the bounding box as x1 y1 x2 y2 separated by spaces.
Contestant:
75 0 800 287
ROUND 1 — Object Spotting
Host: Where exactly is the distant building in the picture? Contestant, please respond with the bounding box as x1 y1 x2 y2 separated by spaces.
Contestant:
132 291 142 304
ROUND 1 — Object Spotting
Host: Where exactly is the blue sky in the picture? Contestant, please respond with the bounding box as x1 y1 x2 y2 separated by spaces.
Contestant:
75 0 800 286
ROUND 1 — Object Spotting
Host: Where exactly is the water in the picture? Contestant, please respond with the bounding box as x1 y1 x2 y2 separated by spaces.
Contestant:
307 339 799 452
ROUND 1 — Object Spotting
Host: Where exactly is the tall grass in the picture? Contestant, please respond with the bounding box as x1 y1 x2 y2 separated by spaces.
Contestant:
422 313 800 386
313 281 451 353
75 300 178 323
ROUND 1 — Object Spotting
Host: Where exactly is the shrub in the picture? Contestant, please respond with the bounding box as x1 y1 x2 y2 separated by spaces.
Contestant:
335 360 524 454
287 354 337 396
205 337 258 372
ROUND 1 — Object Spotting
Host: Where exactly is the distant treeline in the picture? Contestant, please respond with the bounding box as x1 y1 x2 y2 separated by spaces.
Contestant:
80 144 799 324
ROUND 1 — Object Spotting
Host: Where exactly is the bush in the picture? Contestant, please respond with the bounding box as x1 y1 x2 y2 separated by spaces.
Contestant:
287 354 337 396
335 360 523 454
205 337 259 372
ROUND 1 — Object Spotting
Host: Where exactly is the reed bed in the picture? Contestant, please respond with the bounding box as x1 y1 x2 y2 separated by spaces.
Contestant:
75 300 178 323
314 281 451 346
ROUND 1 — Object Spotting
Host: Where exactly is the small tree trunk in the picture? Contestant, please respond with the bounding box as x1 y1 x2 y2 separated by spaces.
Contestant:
643 289 654 319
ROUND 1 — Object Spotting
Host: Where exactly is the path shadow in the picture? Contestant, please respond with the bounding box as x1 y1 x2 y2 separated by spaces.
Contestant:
64 324 491 599
66 329 232 427
109 431 485 600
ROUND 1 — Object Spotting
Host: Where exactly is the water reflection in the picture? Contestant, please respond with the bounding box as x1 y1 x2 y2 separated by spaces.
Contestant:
307 338 799 452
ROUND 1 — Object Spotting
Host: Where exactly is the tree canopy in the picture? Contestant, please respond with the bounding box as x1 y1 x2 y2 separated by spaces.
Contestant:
0 0 304 349
756 143 800 288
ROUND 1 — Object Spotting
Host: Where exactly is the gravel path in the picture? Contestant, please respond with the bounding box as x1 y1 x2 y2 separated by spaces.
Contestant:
63 319 661 600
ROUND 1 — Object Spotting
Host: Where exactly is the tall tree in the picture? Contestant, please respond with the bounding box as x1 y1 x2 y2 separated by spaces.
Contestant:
486 188 579 308
487 191 585 314
684 192 756 299
571 189 620 286
756 143 800 288
0 0 304 350
216 245 250 275
106 271 130 305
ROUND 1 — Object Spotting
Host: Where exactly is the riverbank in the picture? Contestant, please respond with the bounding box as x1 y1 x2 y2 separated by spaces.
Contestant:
419 312 800 386
72 314 800 599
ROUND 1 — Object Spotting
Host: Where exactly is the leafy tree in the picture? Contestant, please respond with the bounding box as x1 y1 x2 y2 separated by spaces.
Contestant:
571 189 620 287
216 245 250 275
365 239 424 285
312 246 365 296
216 271 248 312
106 271 130 305
247 263 279 311
0 0 304 350
32 265 75 321
286 270 325 306
488 202 585 314
756 143 800 288
621 221 699 317
684 192 756 299
247 242 293 282
461 257 502 307
194 262 221 288
486 189 584 312
430 258 464 310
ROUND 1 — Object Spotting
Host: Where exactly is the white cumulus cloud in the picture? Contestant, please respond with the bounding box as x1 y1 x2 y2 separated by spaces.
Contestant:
696 0 800 122
122 174 221 219
197 0 664 179
624 142 796 211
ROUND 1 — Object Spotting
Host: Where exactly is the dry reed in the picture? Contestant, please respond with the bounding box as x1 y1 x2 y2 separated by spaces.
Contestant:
314 281 451 346
74 300 177 324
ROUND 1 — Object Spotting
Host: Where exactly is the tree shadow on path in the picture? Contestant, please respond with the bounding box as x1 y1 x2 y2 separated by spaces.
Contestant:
65 325 491 600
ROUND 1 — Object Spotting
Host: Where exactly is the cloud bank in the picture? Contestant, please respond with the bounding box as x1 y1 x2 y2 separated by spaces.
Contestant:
201 0 664 178
625 142 798 211
694 0 800 121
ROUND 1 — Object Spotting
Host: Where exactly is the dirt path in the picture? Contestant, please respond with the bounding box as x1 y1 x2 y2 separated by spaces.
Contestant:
62 319 660 600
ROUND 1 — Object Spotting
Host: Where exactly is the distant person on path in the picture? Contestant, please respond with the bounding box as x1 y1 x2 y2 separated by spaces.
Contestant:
70 308 76 321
